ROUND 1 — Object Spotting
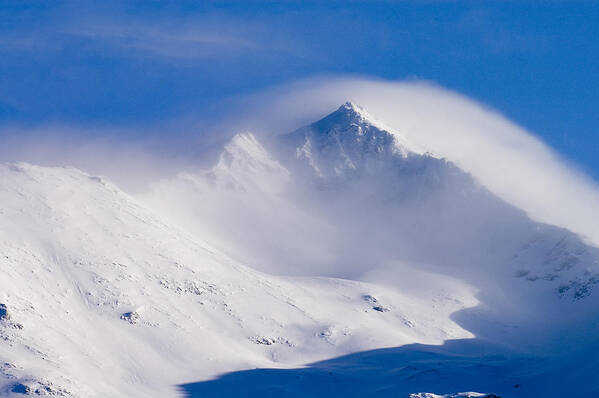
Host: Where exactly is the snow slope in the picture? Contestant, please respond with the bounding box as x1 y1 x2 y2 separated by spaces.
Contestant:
143 103 599 397
0 163 476 397
276 104 599 350
277 102 599 290
150 103 599 316
3 102 599 397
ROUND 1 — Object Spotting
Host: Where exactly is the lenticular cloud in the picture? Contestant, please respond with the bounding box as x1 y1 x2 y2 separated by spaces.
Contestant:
227 77 599 245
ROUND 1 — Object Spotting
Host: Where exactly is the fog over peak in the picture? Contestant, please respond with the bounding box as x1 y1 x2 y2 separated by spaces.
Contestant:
1 77 598 245
224 77 599 245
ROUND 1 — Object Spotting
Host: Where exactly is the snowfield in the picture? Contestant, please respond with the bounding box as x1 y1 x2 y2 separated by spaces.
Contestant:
0 163 476 397
2 103 599 397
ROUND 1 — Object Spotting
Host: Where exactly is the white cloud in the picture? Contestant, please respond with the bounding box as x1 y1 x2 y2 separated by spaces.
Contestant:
3 75 598 247
223 76 599 245
67 21 262 59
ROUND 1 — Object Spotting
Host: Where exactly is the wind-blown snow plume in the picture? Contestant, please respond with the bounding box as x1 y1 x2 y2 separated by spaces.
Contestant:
3 77 598 246
225 77 599 245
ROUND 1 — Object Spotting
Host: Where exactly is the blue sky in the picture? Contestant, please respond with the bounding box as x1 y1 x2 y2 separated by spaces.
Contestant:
1 1 598 179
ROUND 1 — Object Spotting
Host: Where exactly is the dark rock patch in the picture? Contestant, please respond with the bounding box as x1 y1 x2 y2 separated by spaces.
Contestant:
120 311 140 324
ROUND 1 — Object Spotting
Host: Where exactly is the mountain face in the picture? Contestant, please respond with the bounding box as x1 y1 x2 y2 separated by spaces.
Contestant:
277 102 465 194
280 102 412 179
3 103 599 397
145 103 599 309
280 103 599 287
147 102 599 343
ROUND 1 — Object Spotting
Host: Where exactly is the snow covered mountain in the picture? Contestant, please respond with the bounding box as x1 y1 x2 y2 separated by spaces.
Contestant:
151 103 599 307
276 104 599 340
142 103 599 396
0 163 475 397
3 103 599 397
280 102 418 179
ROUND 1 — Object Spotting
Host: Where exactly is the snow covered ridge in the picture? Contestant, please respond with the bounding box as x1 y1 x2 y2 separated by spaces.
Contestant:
147 104 599 397
0 163 475 397
282 103 599 298
149 102 599 301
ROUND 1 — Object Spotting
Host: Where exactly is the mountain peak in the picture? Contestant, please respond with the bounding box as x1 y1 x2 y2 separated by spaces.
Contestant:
338 101 365 114
223 132 263 155
327 101 375 126
209 132 289 192
310 102 418 151
276 103 419 180
218 132 284 172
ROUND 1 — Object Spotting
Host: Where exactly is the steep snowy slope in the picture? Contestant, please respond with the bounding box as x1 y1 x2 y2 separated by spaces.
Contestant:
139 103 599 397
145 132 342 275
277 103 599 342
148 103 599 350
280 102 419 179
0 163 476 397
